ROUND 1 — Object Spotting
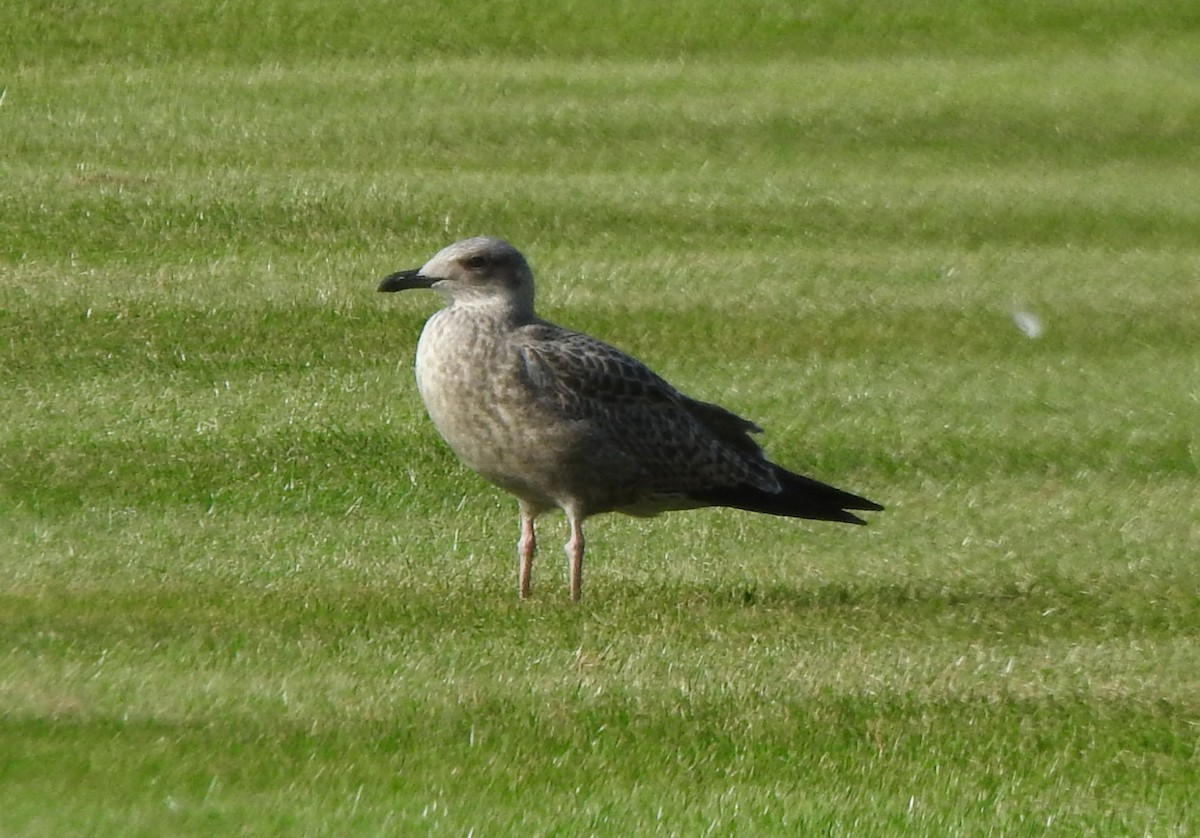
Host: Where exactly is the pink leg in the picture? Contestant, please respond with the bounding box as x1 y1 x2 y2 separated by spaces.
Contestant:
564 509 585 603
518 505 537 600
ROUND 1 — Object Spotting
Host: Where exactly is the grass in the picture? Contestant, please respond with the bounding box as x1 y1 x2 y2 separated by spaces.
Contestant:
3 1 1200 833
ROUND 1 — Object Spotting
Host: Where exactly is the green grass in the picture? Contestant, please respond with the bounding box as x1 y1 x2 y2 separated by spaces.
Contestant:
3 1 1200 834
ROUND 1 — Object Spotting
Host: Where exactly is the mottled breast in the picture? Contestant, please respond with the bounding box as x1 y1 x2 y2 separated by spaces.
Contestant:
413 309 570 506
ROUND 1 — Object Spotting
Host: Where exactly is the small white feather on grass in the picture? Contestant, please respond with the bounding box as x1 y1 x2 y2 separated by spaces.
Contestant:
1011 309 1045 339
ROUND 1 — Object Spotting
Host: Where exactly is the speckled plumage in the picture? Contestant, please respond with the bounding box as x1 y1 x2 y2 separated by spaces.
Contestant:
379 237 881 600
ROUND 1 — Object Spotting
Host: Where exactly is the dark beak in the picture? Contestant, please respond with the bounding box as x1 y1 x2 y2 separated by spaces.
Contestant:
378 268 436 293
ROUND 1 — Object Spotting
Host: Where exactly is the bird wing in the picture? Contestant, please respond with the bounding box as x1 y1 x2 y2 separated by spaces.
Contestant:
511 323 882 523
515 325 758 443
676 395 765 457
516 325 674 405
514 323 779 494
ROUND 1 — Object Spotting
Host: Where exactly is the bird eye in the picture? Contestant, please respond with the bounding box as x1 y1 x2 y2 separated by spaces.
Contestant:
465 255 487 269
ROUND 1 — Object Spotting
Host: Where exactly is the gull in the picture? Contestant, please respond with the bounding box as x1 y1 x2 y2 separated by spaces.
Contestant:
378 237 882 600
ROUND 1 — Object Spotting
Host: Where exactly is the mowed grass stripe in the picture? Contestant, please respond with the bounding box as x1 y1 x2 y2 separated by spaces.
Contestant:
2 696 1190 832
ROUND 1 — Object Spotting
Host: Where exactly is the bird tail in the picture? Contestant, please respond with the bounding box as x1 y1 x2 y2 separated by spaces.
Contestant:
690 465 883 525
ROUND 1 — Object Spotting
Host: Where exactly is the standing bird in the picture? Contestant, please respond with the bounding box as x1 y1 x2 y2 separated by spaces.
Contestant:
378 237 881 601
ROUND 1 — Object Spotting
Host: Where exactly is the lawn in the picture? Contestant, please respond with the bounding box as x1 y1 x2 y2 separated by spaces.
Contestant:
2 1 1199 834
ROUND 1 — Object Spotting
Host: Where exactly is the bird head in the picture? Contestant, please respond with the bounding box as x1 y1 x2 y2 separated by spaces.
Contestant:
379 237 535 314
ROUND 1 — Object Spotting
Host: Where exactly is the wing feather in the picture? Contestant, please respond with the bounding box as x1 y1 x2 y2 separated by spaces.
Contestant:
518 325 763 448
514 323 780 499
518 326 678 410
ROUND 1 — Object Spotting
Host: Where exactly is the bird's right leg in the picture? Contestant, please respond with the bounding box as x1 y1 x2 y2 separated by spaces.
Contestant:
564 507 585 603
517 503 537 600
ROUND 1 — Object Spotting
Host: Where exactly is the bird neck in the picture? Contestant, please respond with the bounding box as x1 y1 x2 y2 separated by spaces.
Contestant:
445 291 536 326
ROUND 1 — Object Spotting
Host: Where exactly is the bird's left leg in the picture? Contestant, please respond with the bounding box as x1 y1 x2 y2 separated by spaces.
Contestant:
517 502 537 600
564 506 585 602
